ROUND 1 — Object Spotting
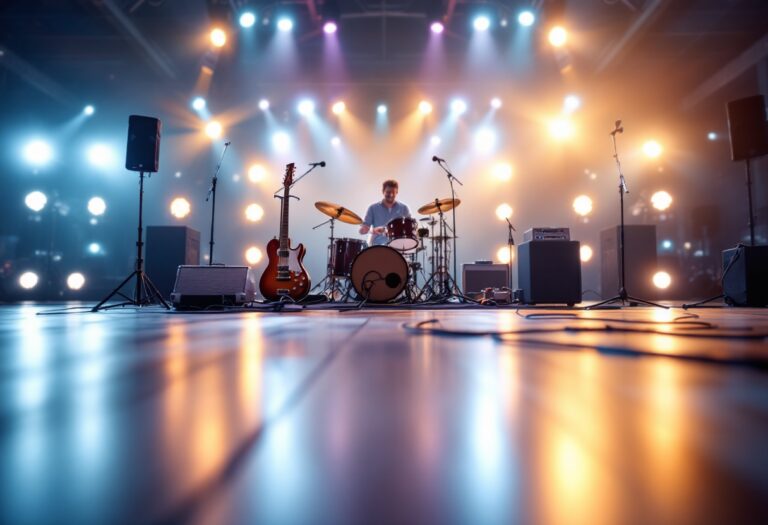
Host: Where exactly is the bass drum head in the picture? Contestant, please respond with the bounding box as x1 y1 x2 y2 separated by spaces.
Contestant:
350 245 408 302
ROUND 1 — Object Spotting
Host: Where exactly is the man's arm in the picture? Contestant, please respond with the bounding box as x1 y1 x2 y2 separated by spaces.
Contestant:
360 205 373 234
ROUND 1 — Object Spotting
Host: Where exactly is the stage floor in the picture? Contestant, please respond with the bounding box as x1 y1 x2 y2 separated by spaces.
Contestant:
2 302 768 524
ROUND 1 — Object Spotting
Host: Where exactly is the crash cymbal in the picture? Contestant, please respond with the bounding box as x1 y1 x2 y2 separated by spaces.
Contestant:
417 198 461 215
314 201 363 225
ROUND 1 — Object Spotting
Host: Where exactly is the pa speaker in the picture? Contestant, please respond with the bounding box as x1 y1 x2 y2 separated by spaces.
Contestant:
462 263 509 294
601 225 657 298
146 226 200 299
726 95 768 161
517 241 581 305
126 115 161 172
722 245 768 307
171 265 255 309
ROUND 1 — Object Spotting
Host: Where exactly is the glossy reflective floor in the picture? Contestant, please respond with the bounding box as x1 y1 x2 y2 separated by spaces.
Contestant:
2 303 768 524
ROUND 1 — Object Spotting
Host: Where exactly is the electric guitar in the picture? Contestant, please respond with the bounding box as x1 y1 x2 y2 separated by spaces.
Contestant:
259 163 311 301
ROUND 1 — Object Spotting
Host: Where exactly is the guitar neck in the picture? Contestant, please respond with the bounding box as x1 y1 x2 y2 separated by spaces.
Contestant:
279 183 290 250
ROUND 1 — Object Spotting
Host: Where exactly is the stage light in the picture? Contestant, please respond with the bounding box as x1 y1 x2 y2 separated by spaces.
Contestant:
496 246 513 264
205 121 222 139
490 97 502 109
297 99 315 116
332 101 346 115
580 245 593 262
549 118 574 140
377 104 387 115
83 105 95 116
500 18 508 27
661 239 673 250
87 144 115 168
258 98 270 111
87 197 106 216
450 98 467 115
473 16 491 32
518 10 535 27
66 272 85 291
277 18 293 32
473 127 497 152
331 136 341 147
88 242 102 255
548 26 567 47
418 100 433 115
170 197 191 219
564 94 581 113
651 190 672 211
245 203 264 222
495 203 513 220
239 11 256 28
642 140 663 158
430 136 441 146
19 271 39 290
23 139 53 167
573 195 593 216
430 21 444 34
707 131 717 141
492 163 513 181
191 97 206 111
210 28 227 47
248 164 267 183
652 271 672 290
245 246 263 265
272 131 290 151
25 191 47 212
323 21 338 34
683 242 692 250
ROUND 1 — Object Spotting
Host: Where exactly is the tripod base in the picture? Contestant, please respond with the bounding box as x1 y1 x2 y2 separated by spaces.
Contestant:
92 270 171 311
588 291 668 310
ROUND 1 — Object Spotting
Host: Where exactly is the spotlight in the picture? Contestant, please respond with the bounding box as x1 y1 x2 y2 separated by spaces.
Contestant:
83 105 95 116
88 242 102 255
651 190 672 211
473 127 497 152
496 246 513 264
430 21 444 34
245 246 263 265
331 136 341 147
170 197 191 219
377 104 388 115
495 203 513 220
19 271 39 290
86 144 115 168
323 21 338 34
210 28 227 47
87 197 106 216
331 101 346 115
580 245 593 262
450 98 467 115
191 97 206 111
25 191 47 212
492 163 513 181
643 140 663 158
277 18 294 32
245 203 264 222
573 195 593 216
66 272 86 291
205 121 222 139
563 94 581 113
23 139 54 167
518 10 535 27
490 97 502 109
239 12 256 28
548 118 574 140
418 100 433 115
272 131 290 151
661 239 673 250
652 271 672 290
473 16 491 32
430 136 441 146
258 98 270 111
297 99 315 116
248 164 267 183
707 131 717 141
548 26 567 47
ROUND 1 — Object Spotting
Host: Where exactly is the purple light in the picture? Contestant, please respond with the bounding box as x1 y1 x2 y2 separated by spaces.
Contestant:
430 21 444 34
323 21 338 34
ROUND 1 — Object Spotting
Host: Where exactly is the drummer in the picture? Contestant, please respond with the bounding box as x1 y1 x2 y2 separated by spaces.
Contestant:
359 179 411 245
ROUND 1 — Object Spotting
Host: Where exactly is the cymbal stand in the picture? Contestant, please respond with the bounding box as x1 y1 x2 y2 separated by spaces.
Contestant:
310 217 345 300
435 158 464 297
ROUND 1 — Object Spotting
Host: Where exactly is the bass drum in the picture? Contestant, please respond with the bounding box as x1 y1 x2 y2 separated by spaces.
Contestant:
350 245 408 302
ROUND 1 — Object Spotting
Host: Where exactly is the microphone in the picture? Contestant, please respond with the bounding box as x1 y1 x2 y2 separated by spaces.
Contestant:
224 141 232 146
310 161 326 167
432 155 445 163
609 120 623 136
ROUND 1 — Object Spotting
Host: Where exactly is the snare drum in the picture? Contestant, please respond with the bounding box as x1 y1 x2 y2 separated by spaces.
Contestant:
386 217 419 252
332 238 367 277
350 245 408 302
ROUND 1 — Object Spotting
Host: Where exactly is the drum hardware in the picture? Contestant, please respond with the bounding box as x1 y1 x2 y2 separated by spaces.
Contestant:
350 245 409 303
415 196 464 302
311 201 364 301
386 217 420 252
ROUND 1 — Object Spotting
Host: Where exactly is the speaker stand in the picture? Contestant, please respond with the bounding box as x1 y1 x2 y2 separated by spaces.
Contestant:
92 171 170 311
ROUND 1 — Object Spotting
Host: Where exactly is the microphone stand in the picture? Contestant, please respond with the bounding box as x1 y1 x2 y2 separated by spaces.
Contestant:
588 123 667 310
435 157 464 299
206 141 231 265
506 218 516 289
273 162 325 196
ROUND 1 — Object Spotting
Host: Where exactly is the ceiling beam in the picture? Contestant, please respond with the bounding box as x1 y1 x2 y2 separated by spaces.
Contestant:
0 46 76 105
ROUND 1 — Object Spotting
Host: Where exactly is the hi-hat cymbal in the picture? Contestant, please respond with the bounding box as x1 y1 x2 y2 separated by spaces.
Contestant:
314 201 363 224
418 198 461 215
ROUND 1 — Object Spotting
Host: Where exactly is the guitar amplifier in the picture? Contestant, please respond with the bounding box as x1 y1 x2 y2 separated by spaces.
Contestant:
171 265 255 309
523 227 571 242
517 241 582 305
462 262 510 294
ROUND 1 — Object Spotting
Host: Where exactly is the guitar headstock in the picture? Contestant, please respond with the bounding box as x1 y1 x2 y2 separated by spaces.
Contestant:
283 163 296 188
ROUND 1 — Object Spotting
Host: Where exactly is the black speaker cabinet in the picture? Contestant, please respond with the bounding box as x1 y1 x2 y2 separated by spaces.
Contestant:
517 241 581 305
722 245 768 307
146 226 200 298
727 95 768 161
126 115 161 172
462 263 509 294
601 225 657 299
171 265 254 309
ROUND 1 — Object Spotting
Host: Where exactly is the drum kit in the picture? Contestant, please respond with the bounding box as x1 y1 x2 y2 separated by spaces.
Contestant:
311 197 462 303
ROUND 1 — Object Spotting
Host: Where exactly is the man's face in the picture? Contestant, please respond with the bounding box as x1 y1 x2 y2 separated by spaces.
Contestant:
383 186 398 204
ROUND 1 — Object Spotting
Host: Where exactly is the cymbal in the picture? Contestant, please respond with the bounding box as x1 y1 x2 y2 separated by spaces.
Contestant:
418 198 461 215
314 201 363 225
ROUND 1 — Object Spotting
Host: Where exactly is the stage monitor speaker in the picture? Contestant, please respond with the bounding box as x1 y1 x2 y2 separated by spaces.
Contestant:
146 226 200 298
726 95 768 161
171 265 254 309
126 115 161 172
722 245 768 307
601 225 657 299
462 263 509 295
517 241 581 305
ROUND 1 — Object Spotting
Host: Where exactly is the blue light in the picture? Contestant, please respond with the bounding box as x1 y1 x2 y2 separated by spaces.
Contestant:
239 12 256 28
451 98 468 115
297 99 315 116
707 132 717 141
277 18 294 32
661 239 673 250
518 11 535 27
377 104 388 115
83 105 95 116
473 16 491 32
22 139 54 167
88 243 102 255
191 97 206 111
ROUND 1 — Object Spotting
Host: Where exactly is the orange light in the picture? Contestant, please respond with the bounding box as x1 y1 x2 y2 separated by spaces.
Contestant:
651 190 672 211
492 163 513 181
331 101 346 115
248 164 267 183
572 195 593 216
205 121 222 139
210 28 227 48
653 271 672 289
245 246 263 265
495 203 513 221
548 118 574 140
418 100 433 115
580 245 593 262
170 197 191 219
548 26 567 47
244 203 264 222
643 140 663 158
496 246 514 264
